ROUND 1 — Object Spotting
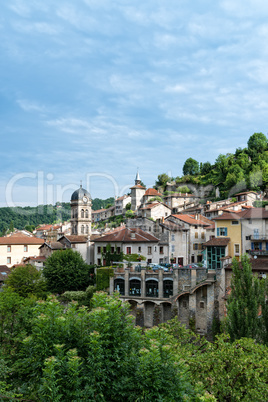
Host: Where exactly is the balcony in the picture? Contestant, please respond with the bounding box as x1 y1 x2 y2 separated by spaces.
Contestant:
248 250 268 256
249 235 268 241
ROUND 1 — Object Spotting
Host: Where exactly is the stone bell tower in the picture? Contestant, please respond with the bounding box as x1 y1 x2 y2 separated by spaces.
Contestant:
70 185 92 236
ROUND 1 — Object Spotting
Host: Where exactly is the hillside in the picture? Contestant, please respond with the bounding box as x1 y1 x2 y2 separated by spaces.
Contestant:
155 132 268 199
0 197 115 234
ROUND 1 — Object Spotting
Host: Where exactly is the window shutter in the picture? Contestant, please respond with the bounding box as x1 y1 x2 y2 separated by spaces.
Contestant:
217 228 219 236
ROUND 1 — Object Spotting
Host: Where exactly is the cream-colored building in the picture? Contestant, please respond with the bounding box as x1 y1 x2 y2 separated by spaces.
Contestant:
0 233 44 267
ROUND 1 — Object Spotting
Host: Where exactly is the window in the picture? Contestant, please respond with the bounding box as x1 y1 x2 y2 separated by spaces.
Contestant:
253 229 259 239
201 232 205 239
154 246 157 252
81 209 84 218
85 210 89 218
246 236 250 240
24 245 28 252
159 246 164 254
7 246 11 252
97 246 101 254
193 243 198 250
138 246 141 252
171 234 175 241
126 247 131 255
86 225 89 234
217 227 228 236
232 220 239 225
182 300 187 308
7 257 11 264
234 244 240 255
200 301 205 309
111 247 115 253
195 232 198 238
81 225 84 234
198 243 202 250
171 245 175 252
117 247 121 254
148 246 152 254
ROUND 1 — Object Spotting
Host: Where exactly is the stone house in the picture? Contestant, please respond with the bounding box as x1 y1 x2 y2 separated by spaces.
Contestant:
0 233 44 268
115 195 131 216
93 227 165 266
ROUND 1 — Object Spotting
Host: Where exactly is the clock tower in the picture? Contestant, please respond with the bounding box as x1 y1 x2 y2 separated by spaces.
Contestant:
70 185 92 236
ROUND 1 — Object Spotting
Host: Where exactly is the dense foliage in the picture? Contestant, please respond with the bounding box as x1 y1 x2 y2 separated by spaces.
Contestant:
4 264 47 298
0 292 201 401
155 132 268 199
43 249 95 294
0 197 114 234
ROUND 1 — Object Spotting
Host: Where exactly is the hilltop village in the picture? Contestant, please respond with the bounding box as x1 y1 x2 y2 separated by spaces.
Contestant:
1 167 268 336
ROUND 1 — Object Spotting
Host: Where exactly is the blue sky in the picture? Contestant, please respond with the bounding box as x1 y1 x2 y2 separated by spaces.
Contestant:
1 0 268 207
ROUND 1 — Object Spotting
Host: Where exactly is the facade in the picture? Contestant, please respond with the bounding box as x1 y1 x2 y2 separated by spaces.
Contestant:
0 233 44 268
166 214 213 264
58 235 91 264
140 202 171 220
92 206 115 223
115 195 131 216
93 227 165 265
110 265 222 337
70 185 92 236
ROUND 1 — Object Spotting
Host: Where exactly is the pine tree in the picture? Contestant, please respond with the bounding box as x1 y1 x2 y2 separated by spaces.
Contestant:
227 254 261 341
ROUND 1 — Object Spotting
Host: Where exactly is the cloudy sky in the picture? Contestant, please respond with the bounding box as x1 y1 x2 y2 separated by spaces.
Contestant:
1 0 268 207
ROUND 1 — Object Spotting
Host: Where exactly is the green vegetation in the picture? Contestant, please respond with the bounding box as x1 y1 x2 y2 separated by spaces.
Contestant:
43 249 95 294
4 264 47 298
0 197 114 235
155 132 268 199
96 267 114 291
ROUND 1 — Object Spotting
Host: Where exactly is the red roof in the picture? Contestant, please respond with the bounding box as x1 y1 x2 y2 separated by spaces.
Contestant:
172 214 210 226
203 237 230 246
94 227 159 243
144 188 162 196
0 234 44 245
61 235 89 243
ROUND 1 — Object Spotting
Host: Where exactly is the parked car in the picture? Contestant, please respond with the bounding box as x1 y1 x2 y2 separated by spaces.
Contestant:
183 264 199 269
152 265 169 272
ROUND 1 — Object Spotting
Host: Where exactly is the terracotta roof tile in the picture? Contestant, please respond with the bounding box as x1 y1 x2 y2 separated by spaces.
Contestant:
144 188 162 196
0 235 44 245
172 214 210 226
203 237 230 246
62 235 88 243
94 227 158 243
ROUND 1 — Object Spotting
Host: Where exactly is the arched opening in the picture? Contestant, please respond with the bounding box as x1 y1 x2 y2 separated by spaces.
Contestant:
81 225 84 234
144 301 156 327
86 225 89 234
163 279 173 298
81 209 84 218
146 279 158 297
114 278 125 295
129 279 141 296
85 209 89 218
162 302 172 322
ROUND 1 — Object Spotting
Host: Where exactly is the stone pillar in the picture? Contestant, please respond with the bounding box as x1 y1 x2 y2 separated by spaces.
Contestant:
158 269 163 298
141 267 146 298
191 269 197 289
207 283 215 339
125 268 129 296
173 268 179 295
109 275 114 295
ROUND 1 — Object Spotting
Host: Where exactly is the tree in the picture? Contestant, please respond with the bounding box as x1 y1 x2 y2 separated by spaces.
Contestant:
125 202 131 210
154 173 171 189
200 161 212 175
247 132 267 158
226 255 261 341
43 249 94 294
182 158 199 176
4 264 47 298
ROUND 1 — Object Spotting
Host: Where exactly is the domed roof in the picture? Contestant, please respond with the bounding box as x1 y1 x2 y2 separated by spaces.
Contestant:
71 185 91 201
